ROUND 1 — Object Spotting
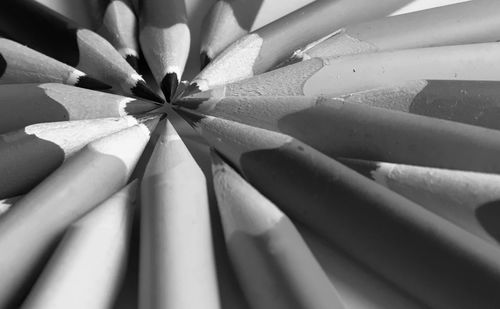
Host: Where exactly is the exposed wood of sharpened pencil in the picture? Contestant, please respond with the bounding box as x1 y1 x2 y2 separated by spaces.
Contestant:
286 0 500 64
0 0 163 103
186 0 412 93
87 0 140 70
0 117 159 309
211 151 345 309
335 79 500 131
0 83 159 134
340 158 500 245
140 119 220 309
177 95 500 173
199 0 313 69
181 42 500 99
0 37 109 90
140 0 190 102
0 115 151 199
21 182 137 309
178 110 500 309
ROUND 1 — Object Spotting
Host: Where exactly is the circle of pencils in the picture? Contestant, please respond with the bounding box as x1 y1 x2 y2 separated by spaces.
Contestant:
2 1 500 308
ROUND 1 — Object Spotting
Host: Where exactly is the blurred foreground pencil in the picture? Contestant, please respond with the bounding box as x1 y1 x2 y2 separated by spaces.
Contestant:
182 42 500 98
0 38 109 90
340 158 500 245
186 0 411 93
0 195 22 217
87 0 140 69
286 0 500 64
140 120 219 309
179 111 500 308
177 96 500 173
0 83 159 133
199 0 312 69
211 152 345 309
21 182 137 309
0 0 163 102
337 80 500 131
0 116 152 199
0 117 158 308
140 0 190 101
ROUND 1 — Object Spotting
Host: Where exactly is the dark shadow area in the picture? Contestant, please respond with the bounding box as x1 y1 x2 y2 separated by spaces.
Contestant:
475 200 500 243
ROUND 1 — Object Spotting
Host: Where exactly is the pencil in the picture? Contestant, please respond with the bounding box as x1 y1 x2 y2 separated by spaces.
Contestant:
199 0 312 69
336 79 500 131
87 0 140 70
0 37 109 90
340 158 500 245
186 0 412 94
181 42 500 99
179 110 500 308
0 83 159 133
140 0 190 101
140 119 220 309
0 115 152 202
0 0 163 103
0 195 22 217
286 0 500 63
177 96 500 173
21 181 137 309
211 151 345 309
0 116 159 309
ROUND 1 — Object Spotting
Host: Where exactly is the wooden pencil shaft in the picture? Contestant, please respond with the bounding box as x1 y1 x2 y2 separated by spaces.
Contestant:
297 0 500 60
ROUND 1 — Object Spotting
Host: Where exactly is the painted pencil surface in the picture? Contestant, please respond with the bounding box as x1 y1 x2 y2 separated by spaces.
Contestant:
199 0 312 69
140 119 220 309
287 0 500 63
140 0 190 101
0 0 163 102
182 42 500 99
21 182 137 309
0 38 109 90
179 111 500 308
0 83 159 133
336 79 500 131
340 158 500 245
177 96 500 173
0 117 158 309
88 0 140 69
0 116 150 199
187 0 411 93
211 151 345 309
0 195 22 217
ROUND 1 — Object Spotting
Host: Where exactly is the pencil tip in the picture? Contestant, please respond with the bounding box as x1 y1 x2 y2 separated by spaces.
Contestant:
75 75 112 90
200 52 211 70
160 73 179 103
131 80 165 104
125 55 140 71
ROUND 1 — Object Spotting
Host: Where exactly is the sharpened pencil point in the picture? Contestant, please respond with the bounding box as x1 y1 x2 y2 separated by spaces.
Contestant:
125 55 140 71
161 73 179 103
131 80 165 104
200 52 211 70
75 75 112 90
